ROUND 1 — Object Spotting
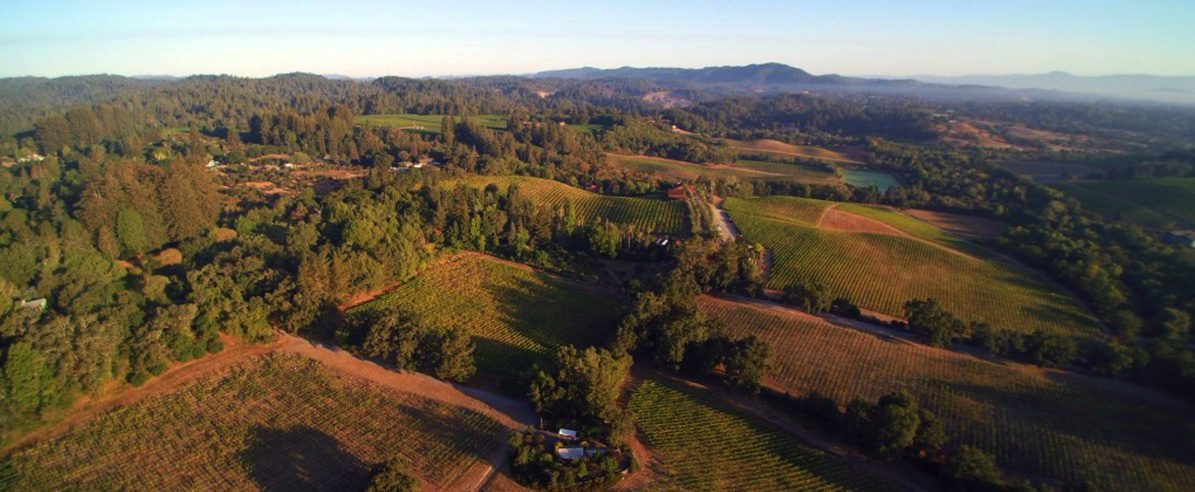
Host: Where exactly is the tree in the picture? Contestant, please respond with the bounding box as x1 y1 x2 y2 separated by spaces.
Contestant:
1087 340 1134 376
782 281 831 313
367 458 421 492
529 346 631 422
722 335 769 394
903 298 965 347
440 115 456 145
116 208 149 256
1024 330 1076 368
1 342 55 416
1155 308 1191 340
427 328 475 382
945 446 1003 491
869 391 922 459
359 308 425 371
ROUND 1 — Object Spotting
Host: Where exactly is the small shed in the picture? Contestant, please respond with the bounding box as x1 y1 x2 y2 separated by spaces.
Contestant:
19 298 47 311
558 428 578 441
557 447 584 460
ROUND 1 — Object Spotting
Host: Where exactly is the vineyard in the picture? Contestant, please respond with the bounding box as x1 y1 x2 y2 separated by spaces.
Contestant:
629 376 897 491
455 175 688 235
1059 177 1195 228
608 154 836 184
351 255 625 376
724 196 1101 338
700 296 1195 491
0 353 503 490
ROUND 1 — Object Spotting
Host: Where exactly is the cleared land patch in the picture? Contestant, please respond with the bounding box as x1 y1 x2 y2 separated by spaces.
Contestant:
700 296 1195 492
453 175 688 235
0 352 504 490
351 255 625 377
725 196 1101 338
724 138 861 165
628 375 897 491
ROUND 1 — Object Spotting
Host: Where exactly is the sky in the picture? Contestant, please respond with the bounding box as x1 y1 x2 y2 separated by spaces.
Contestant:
1 0 1193 79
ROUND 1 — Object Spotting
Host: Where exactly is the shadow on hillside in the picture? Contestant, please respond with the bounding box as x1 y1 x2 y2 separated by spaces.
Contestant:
240 425 370 491
932 377 1195 474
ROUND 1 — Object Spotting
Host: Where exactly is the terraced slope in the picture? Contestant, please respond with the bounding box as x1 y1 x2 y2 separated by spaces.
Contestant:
351 255 624 376
701 296 1195 492
725 196 1100 338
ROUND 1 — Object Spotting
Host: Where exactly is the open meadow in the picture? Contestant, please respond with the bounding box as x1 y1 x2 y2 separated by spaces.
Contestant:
628 375 897 491
454 175 689 236
700 296 1195 491
351 255 625 377
0 353 504 491
724 196 1101 338
356 113 507 134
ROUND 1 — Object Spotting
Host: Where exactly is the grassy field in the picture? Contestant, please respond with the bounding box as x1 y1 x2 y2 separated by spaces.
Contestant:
356 114 507 134
700 296 1195 491
351 255 624 376
1058 177 1195 228
725 196 1100 338
608 154 837 184
629 375 896 491
0 353 503 490
454 175 688 235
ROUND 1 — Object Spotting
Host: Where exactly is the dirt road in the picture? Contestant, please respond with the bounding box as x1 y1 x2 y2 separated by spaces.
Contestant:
707 195 739 242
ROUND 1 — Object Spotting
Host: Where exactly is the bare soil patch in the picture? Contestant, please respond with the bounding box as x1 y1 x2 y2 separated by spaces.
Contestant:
817 205 908 236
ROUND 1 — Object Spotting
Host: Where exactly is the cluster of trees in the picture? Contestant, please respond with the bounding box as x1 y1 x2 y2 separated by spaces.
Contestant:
613 239 768 391
769 389 1013 491
664 92 939 144
1090 151 1195 180
341 307 475 382
601 117 734 163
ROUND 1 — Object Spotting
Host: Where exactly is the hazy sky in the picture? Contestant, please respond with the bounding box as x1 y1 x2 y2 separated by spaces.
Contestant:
1 0 1193 78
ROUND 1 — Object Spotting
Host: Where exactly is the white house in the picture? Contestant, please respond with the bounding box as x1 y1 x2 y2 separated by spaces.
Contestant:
556 447 584 460
558 428 577 441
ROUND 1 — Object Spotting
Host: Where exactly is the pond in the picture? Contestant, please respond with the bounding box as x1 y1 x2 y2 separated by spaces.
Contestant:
841 169 899 190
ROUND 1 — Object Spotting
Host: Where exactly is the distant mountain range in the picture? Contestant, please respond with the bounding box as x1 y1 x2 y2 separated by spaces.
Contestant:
532 63 1194 106
911 72 1195 106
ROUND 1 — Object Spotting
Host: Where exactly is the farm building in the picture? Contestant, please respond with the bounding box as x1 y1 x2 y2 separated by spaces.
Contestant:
1164 230 1195 248
666 184 693 200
